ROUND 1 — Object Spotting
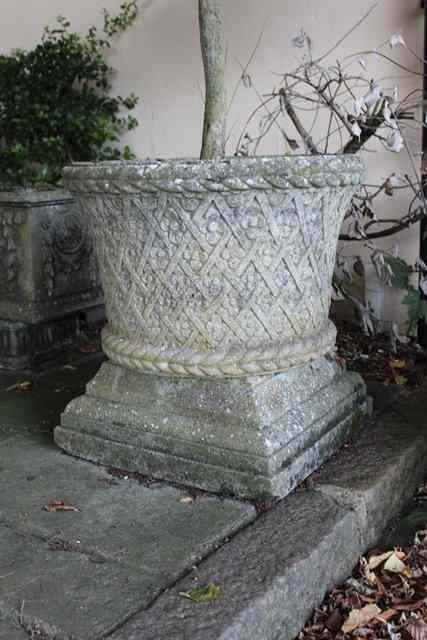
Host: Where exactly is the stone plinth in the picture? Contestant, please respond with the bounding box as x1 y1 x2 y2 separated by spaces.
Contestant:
56 155 368 498
0 189 104 369
56 356 367 499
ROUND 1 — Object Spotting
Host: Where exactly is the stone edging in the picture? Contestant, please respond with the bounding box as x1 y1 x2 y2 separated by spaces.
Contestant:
108 391 427 640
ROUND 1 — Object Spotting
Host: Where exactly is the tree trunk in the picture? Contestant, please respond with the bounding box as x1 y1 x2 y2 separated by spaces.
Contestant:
198 0 227 159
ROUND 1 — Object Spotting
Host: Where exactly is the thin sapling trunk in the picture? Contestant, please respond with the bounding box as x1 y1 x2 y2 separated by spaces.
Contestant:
198 0 227 159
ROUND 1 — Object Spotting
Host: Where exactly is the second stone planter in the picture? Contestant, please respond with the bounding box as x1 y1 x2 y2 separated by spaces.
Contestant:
55 155 368 499
0 188 104 370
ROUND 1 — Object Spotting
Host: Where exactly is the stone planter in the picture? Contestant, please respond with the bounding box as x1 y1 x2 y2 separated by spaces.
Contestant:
0 189 104 369
55 156 368 499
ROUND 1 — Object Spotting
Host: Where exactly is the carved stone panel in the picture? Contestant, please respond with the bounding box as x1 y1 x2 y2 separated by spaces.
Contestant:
0 189 103 324
0 209 25 293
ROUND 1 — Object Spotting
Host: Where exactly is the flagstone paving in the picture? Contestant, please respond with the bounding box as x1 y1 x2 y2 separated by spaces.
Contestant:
0 356 425 640
0 357 256 639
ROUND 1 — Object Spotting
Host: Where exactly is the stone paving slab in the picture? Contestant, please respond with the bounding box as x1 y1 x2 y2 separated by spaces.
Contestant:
0 357 426 640
0 523 160 640
0 436 256 576
0 614 28 640
314 408 427 549
0 380 256 640
109 490 360 640
0 623 28 640
109 390 427 640
0 356 103 444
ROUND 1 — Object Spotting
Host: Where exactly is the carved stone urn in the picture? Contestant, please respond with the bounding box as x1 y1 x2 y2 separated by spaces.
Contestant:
55 155 368 499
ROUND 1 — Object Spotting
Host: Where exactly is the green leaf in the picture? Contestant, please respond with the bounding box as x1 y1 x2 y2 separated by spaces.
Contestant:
179 582 220 604
402 287 427 334
384 255 411 290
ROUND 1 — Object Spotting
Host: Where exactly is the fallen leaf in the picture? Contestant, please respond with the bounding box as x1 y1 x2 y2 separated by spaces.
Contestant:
384 552 406 573
5 380 33 392
376 608 397 623
342 604 382 633
360 557 377 584
387 622 402 640
179 496 194 504
359 594 376 604
78 343 98 353
390 359 406 369
17 380 33 391
415 530 427 545
44 500 79 513
368 550 394 569
407 619 427 640
393 373 408 385
325 608 343 632
374 573 386 595
179 582 220 604
395 598 427 611
346 577 376 596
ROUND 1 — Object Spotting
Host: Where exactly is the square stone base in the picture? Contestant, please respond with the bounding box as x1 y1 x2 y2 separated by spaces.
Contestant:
55 356 369 499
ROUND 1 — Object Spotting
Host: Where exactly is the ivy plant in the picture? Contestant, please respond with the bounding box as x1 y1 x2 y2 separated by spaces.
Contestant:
0 2 139 186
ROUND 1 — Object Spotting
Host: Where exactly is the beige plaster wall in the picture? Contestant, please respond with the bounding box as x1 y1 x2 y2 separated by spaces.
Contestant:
1 0 424 327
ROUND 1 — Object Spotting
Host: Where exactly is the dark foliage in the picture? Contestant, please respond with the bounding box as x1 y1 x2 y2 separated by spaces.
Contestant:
0 2 139 185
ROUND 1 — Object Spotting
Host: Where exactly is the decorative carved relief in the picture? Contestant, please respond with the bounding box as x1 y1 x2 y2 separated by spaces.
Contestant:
0 210 25 292
66 156 364 377
42 204 99 296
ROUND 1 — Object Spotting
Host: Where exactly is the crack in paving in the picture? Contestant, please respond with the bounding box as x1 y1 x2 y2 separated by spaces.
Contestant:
0 599 78 640
102 504 266 639
0 518 124 567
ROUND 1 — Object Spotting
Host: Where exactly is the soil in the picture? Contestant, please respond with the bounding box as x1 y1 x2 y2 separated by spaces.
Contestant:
335 320 427 388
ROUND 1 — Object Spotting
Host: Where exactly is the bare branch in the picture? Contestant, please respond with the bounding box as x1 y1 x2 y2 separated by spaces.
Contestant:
278 89 319 153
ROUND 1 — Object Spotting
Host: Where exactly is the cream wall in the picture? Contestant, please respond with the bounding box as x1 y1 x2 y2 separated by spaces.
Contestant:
1 0 424 326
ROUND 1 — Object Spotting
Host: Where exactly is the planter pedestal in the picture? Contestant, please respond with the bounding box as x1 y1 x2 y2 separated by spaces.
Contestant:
56 356 367 499
56 156 368 499
0 189 104 369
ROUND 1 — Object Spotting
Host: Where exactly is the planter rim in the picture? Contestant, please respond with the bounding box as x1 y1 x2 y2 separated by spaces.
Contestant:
63 154 364 193
0 186 72 202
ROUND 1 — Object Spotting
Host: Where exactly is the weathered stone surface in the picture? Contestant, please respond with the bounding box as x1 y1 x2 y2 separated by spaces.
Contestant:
0 437 255 575
109 394 427 640
0 523 158 640
313 399 427 549
366 381 401 416
56 356 368 498
1 358 427 640
0 188 103 369
0 429 255 639
0 356 103 446
109 491 361 640
64 156 364 378
0 620 28 640
383 505 427 548
60 156 366 498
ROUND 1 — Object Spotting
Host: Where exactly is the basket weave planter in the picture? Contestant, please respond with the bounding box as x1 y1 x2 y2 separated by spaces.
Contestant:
55 155 368 498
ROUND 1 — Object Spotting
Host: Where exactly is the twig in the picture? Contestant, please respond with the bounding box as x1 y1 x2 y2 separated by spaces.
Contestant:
227 22 267 116
313 2 379 65
279 88 319 153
